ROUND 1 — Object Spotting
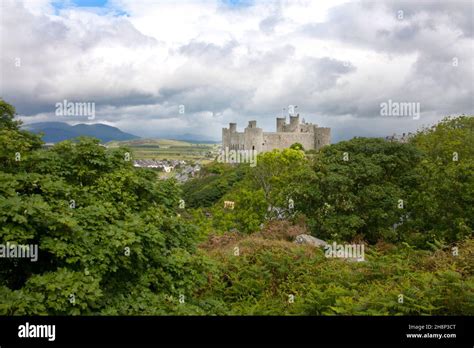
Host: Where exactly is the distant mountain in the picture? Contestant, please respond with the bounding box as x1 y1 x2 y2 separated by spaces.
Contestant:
23 122 139 143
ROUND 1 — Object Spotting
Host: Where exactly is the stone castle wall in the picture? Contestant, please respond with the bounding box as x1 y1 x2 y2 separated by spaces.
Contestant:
262 132 315 152
222 115 331 153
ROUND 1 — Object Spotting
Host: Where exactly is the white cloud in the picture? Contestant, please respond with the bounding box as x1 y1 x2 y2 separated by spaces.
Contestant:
1 0 472 141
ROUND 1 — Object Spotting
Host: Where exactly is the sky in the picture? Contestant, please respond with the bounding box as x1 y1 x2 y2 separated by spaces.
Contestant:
0 0 473 141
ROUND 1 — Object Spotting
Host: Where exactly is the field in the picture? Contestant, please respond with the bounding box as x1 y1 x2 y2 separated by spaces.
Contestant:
106 138 220 161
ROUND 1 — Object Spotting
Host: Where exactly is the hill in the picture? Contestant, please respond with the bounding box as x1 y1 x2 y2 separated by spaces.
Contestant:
23 122 139 143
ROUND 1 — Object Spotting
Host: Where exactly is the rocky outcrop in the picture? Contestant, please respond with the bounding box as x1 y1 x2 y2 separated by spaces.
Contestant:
294 234 327 247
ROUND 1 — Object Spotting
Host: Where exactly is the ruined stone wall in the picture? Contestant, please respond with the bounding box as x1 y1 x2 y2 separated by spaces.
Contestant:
299 123 315 133
262 132 315 151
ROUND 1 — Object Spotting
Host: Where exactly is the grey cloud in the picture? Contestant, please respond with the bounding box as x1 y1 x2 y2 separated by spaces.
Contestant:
259 14 284 34
1 0 160 115
298 0 473 120
1 0 472 142
394 24 420 41
159 85 251 115
293 57 357 97
302 0 472 53
384 0 473 38
177 39 238 61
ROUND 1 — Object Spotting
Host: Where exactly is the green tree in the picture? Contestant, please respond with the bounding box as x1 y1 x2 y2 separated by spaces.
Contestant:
247 148 311 213
0 100 201 315
402 115 474 246
0 99 43 171
299 138 423 243
290 142 304 151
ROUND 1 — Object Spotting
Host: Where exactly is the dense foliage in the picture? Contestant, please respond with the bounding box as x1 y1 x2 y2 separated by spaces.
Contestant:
0 98 472 315
0 100 199 315
181 162 247 208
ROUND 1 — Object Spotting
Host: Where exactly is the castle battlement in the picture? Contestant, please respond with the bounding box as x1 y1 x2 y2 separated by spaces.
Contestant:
222 114 331 152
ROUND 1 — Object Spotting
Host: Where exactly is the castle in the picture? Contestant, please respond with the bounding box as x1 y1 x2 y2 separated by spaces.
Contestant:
222 114 331 153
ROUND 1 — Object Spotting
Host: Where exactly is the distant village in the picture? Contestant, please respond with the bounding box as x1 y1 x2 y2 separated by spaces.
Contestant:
384 132 414 143
133 159 203 182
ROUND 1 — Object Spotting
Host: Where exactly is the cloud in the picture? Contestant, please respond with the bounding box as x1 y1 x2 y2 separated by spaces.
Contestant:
0 0 472 141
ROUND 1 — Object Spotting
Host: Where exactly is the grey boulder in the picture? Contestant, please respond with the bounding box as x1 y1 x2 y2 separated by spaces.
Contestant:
294 234 328 247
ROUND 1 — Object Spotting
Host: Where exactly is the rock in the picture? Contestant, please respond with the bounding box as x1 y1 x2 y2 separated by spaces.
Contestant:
294 234 328 247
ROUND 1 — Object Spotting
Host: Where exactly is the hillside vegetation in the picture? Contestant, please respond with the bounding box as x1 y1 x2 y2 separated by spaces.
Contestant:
0 99 472 315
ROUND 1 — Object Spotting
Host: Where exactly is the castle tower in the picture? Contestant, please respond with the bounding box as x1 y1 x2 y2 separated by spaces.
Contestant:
276 117 286 132
222 122 242 150
288 114 300 132
244 120 263 152
314 127 331 150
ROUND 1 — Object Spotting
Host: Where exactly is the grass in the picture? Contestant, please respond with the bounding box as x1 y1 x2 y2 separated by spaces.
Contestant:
107 138 220 161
